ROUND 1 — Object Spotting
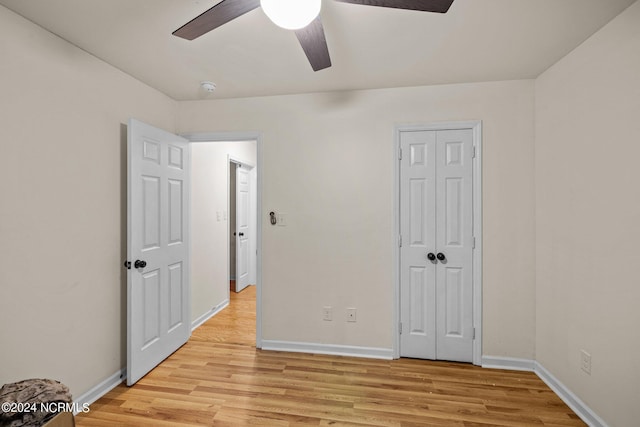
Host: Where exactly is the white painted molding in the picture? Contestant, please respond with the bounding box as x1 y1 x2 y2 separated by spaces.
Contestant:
181 131 262 143
481 355 536 371
191 299 229 331
470 121 483 366
261 340 393 360
482 356 608 427
72 369 125 414
534 362 608 427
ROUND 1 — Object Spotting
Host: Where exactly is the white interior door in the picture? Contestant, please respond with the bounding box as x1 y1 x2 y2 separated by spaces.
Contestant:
399 129 474 362
235 165 250 292
400 131 437 359
127 118 191 385
434 129 474 362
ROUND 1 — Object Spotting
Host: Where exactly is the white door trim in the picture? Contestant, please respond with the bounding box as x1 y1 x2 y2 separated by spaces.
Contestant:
181 131 263 349
393 121 482 365
229 156 255 169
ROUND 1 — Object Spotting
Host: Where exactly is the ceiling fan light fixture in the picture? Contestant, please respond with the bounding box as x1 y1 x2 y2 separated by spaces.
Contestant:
260 0 321 30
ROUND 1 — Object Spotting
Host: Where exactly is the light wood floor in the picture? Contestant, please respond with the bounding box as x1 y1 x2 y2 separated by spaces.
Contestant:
76 286 585 426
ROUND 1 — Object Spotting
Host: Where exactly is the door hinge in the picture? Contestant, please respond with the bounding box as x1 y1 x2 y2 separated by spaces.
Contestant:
472 237 476 249
399 323 403 334
398 235 402 247
473 328 476 340
472 146 477 158
399 147 403 160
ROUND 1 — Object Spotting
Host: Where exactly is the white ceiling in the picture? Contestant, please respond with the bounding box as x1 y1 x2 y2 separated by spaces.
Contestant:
0 0 635 100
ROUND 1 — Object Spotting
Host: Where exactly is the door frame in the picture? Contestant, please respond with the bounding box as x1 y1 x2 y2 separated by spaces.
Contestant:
393 121 482 365
181 131 263 348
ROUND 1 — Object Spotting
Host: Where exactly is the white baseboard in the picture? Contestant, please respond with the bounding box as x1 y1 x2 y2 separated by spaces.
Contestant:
261 340 393 360
191 299 229 331
534 362 608 427
482 355 607 427
73 368 125 415
481 355 536 371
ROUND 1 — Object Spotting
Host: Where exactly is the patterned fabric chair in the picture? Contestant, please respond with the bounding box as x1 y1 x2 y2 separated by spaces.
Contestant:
0 379 74 427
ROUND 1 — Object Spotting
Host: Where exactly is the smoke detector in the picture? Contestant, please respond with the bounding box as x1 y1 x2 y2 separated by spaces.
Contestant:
200 81 216 93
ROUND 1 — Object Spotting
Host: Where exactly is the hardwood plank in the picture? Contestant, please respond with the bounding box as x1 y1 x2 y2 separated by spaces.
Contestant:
76 286 585 426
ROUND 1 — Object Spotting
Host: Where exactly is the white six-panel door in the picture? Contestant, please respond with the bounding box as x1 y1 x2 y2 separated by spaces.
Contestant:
127 119 191 385
235 165 250 292
434 129 474 362
400 129 474 362
400 131 437 359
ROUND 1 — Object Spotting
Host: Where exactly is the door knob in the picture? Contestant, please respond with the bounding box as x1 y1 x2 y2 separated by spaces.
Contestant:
238 232 244 237
134 260 147 269
427 253 436 261
436 253 446 261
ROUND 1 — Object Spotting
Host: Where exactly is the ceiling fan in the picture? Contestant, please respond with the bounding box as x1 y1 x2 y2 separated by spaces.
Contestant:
173 0 455 71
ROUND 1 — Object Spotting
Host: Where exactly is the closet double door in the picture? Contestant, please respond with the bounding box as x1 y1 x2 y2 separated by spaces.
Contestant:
400 129 474 362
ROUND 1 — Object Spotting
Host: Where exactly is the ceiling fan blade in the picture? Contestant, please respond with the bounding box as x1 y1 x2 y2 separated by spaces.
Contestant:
334 0 454 13
173 0 261 40
294 17 332 72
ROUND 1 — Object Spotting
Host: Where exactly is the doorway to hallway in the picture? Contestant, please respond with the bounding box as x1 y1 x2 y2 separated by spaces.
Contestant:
187 132 262 348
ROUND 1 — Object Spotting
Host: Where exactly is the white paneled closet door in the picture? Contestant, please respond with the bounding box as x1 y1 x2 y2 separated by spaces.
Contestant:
400 129 474 362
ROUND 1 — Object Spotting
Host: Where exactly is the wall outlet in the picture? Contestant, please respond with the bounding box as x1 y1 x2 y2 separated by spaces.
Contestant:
322 306 332 321
580 350 591 375
347 308 357 322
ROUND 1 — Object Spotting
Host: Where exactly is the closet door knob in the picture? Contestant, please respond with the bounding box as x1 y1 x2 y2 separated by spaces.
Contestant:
134 260 147 269
427 253 436 261
436 253 446 261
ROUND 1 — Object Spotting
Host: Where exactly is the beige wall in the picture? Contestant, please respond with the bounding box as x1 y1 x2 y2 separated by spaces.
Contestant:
191 141 257 323
0 6 176 397
535 2 640 426
178 80 536 357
